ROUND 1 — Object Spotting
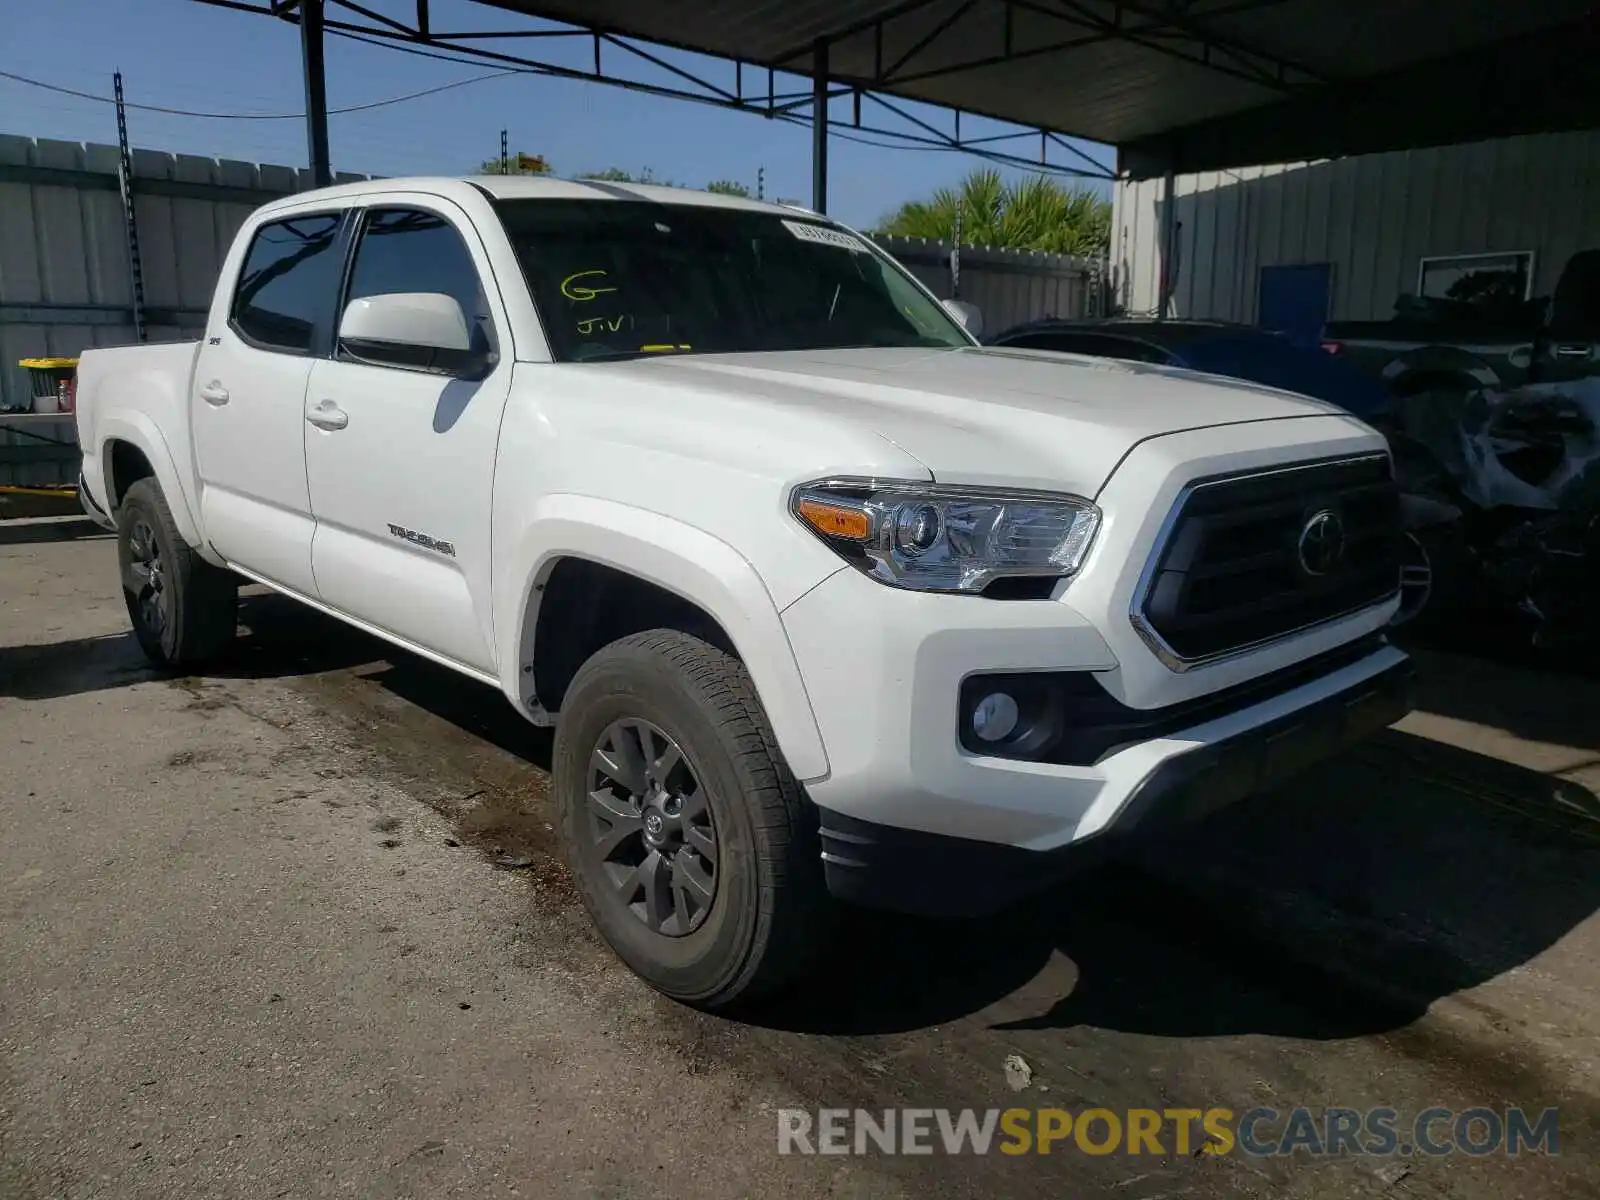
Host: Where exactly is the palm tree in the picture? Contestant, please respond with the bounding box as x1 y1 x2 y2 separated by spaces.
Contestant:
877 169 1111 256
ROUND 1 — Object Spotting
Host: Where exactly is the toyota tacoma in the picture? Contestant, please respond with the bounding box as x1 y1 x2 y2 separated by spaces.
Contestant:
73 176 1413 1008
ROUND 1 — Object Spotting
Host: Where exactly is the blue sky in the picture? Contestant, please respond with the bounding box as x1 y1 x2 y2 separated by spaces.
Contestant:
0 0 1114 228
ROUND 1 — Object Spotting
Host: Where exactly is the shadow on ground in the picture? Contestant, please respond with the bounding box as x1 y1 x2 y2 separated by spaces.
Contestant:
0 517 111 546
746 723 1600 1042
0 591 383 701
11 590 1599 1051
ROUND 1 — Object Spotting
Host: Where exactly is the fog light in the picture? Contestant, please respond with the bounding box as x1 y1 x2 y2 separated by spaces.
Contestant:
971 692 1020 742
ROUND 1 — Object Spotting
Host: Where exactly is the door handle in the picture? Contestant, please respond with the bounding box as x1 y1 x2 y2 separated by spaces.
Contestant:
1553 344 1594 360
199 381 230 405
305 400 349 431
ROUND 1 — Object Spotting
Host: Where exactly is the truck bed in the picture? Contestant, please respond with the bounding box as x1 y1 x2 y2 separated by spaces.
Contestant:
74 340 202 522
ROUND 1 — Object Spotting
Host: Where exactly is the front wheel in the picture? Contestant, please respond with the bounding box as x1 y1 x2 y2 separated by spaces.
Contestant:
551 630 831 1009
117 477 238 668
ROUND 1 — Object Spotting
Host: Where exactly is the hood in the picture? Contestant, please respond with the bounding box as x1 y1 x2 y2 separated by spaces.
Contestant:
600 345 1348 495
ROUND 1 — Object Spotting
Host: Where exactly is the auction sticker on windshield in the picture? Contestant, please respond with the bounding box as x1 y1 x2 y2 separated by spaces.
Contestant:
783 220 868 253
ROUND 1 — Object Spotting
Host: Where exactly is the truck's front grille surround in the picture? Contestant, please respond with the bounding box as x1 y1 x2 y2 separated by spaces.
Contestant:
1131 453 1401 672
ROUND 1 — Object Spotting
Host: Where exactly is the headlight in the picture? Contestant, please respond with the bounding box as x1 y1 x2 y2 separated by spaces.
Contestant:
790 478 1100 593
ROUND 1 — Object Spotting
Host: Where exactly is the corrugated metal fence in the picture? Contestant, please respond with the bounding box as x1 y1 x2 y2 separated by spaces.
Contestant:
1111 129 1600 323
0 134 370 414
871 234 1105 333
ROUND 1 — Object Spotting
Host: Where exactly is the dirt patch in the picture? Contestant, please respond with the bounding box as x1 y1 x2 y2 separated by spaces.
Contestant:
164 747 220 769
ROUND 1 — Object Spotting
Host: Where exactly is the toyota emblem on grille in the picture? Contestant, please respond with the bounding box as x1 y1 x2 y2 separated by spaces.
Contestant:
1297 508 1345 576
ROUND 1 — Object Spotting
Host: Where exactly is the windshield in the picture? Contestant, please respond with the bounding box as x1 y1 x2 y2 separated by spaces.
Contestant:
492 198 973 362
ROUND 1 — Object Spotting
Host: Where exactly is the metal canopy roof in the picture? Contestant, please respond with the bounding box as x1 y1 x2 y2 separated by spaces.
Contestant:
196 0 1600 182
466 0 1600 177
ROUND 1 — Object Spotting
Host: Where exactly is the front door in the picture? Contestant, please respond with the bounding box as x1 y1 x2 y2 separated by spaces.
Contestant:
303 201 511 675
191 210 346 597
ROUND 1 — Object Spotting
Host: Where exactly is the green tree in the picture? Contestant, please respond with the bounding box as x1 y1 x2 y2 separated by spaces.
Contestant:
479 151 553 176
577 166 679 187
705 179 752 197
877 169 1111 256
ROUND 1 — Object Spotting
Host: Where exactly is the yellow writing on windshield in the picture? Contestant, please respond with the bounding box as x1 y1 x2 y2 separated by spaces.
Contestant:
578 316 630 335
561 269 618 302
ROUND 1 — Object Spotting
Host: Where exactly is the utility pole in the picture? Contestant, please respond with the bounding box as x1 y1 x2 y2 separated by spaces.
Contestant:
500 128 508 175
113 72 147 344
950 200 963 300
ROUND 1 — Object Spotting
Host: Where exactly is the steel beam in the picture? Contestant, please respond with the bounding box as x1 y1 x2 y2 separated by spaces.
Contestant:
185 0 1114 180
300 0 333 187
812 39 829 213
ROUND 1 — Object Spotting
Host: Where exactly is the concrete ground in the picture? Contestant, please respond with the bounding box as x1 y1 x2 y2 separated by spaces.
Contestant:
2 518 1598 1199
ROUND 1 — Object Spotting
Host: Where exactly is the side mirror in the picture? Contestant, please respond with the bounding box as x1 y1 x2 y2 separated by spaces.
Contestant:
338 292 492 378
942 298 984 338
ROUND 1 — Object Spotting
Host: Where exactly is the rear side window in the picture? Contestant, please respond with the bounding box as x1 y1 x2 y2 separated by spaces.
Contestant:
343 208 493 352
230 214 344 354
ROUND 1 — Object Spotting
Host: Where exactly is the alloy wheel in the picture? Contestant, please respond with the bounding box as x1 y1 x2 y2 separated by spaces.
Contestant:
125 518 169 640
586 718 719 936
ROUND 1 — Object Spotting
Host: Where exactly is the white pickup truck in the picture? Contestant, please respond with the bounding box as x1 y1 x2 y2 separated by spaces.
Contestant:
75 176 1413 1008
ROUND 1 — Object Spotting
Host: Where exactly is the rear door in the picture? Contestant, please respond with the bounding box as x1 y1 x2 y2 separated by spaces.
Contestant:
302 199 512 674
191 209 347 596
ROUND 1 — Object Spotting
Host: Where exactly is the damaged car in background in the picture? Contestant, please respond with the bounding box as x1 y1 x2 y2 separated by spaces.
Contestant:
1383 379 1600 646
1326 248 1600 647
986 245 1600 645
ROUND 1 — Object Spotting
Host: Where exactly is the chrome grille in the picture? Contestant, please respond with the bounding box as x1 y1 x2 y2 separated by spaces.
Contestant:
1133 454 1401 668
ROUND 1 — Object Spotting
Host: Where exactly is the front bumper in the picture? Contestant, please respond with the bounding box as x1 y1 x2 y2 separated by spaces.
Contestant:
816 650 1413 917
780 565 1411 916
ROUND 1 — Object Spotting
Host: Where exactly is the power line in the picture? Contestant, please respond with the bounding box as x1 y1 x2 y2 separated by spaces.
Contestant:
0 65 521 120
322 26 1107 178
2 32 1109 178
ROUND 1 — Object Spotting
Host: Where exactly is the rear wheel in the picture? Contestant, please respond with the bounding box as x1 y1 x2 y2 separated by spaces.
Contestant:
552 630 831 1009
117 477 238 668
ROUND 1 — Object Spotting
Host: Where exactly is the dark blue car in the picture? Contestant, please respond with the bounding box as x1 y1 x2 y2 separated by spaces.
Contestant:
986 319 1394 422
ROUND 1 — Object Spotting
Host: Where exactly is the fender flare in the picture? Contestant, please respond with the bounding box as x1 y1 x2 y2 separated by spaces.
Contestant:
497 494 831 783
97 412 205 549
1381 346 1505 393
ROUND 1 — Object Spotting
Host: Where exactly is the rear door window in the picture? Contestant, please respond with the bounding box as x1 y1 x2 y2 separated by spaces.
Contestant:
230 214 344 354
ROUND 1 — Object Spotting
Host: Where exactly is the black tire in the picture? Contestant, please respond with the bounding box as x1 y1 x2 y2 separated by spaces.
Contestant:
117 477 238 669
552 630 831 1009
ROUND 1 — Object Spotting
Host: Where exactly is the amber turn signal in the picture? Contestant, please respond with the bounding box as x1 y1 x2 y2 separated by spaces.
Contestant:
797 497 871 541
